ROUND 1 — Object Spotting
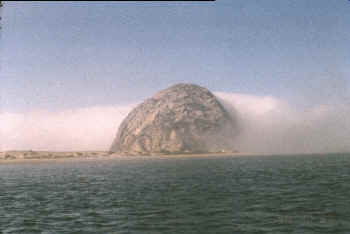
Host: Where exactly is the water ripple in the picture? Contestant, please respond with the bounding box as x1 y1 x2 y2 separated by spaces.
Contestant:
1 154 350 233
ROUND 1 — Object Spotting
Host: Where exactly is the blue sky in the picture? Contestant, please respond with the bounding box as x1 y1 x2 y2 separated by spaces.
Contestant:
1 0 349 112
1 1 350 152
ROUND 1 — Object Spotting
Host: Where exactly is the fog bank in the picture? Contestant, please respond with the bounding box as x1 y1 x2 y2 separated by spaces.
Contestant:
216 92 350 154
1 93 349 154
0 105 135 151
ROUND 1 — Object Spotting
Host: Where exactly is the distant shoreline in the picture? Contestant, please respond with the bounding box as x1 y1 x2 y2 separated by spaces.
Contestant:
0 150 253 163
0 151 348 164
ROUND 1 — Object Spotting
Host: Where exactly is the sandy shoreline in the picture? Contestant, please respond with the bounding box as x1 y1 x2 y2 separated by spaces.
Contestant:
0 151 110 163
1 151 346 164
0 151 256 164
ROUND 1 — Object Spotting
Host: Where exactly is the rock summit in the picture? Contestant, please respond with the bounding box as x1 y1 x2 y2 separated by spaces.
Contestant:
110 83 238 155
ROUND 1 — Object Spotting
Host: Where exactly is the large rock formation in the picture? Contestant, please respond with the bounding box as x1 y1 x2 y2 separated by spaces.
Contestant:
110 83 238 155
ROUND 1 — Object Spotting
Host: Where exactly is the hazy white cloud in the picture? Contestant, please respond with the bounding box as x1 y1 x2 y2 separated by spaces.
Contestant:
216 92 350 154
0 105 136 151
1 92 349 154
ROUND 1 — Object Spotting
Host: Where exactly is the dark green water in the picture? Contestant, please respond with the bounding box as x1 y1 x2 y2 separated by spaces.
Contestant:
1 154 350 234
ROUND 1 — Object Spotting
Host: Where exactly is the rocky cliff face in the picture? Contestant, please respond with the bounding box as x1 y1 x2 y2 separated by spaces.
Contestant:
110 83 238 155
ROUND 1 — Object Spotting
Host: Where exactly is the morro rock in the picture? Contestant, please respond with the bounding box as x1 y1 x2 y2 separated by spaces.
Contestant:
110 83 238 155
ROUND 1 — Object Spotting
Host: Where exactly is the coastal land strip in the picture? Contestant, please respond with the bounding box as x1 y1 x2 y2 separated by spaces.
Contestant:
1 151 345 164
0 150 253 163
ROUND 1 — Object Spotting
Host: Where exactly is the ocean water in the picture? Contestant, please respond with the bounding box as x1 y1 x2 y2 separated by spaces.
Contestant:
0 154 350 234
